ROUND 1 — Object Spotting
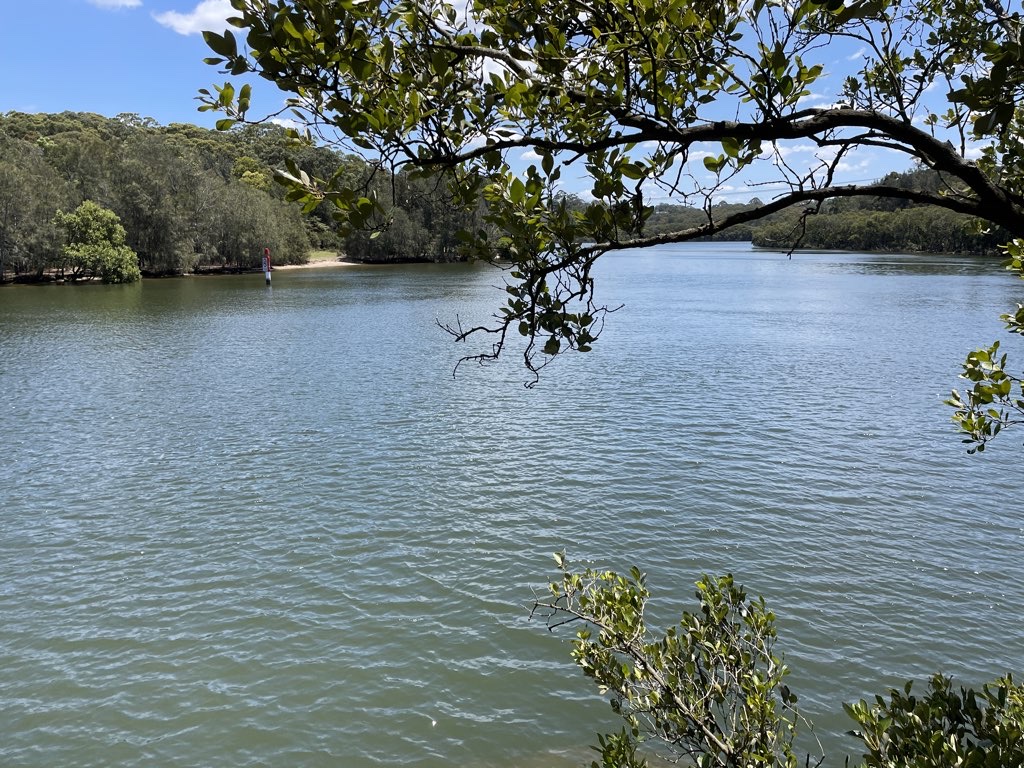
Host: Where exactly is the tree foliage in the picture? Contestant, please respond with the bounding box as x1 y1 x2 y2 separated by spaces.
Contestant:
0 112 324 279
532 555 815 768
0 136 67 281
53 200 141 284
0 111 491 277
754 205 1007 253
946 239 1024 451
846 674 1024 767
205 0 1024 383
537 557 1024 768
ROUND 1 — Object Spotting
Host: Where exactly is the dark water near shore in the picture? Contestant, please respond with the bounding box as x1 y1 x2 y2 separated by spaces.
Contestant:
2 243 1022 767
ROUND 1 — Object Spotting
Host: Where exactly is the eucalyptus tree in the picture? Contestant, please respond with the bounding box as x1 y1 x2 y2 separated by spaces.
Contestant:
0 139 71 279
203 179 310 267
111 134 204 274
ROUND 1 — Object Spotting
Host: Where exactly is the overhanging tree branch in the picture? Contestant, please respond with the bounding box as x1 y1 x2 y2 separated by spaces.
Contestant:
206 0 1024 432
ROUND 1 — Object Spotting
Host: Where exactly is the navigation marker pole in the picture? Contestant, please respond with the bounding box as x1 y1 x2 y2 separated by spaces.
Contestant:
262 247 272 285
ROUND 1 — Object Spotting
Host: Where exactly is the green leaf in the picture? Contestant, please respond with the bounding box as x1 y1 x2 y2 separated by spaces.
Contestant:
620 162 645 180
202 30 237 58
703 154 726 173
509 178 526 205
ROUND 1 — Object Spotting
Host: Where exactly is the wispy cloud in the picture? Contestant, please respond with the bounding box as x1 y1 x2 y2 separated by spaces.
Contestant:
153 0 232 35
835 157 873 174
964 143 988 161
89 0 142 8
773 143 818 159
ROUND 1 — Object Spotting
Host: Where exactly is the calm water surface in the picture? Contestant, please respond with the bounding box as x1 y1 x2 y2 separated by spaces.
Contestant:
1 243 1022 767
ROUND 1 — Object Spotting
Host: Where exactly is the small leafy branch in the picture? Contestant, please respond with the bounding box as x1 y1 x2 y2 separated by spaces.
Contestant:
948 238 1024 452
845 673 1024 766
533 555 1024 767
530 553 821 768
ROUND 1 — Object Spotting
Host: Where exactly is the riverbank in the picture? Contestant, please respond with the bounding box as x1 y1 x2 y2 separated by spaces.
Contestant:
273 260 356 270
272 250 356 270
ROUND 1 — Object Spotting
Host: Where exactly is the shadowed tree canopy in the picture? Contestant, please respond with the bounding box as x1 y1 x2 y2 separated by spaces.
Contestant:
203 0 1024 443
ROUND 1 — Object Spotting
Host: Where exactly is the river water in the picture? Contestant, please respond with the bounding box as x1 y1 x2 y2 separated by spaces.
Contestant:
1 243 1022 767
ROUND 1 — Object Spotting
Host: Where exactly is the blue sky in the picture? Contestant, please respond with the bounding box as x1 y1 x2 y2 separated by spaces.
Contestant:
0 0 935 203
1 0 240 128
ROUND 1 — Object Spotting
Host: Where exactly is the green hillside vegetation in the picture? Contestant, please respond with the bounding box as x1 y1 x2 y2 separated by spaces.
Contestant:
0 111 477 283
752 169 1010 253
0 112 1003 285
644 169 1007 254
644 199 763 241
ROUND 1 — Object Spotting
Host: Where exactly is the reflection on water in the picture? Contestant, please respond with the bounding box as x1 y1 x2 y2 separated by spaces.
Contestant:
778 249 1006 277
1 244 1022 767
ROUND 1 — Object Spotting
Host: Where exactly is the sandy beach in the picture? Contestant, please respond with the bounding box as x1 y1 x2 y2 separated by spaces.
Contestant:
272 251 357 270
273 259 357 270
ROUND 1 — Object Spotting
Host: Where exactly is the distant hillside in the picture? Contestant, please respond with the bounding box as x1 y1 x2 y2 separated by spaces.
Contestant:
752 169 1009 254
640 168 1008 255
644 200 762 241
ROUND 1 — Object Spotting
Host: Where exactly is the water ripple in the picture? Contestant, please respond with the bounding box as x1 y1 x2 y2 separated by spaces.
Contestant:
1 246 1022 766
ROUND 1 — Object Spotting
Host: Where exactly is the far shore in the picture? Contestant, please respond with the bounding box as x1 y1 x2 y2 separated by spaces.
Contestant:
271 250 356 270
273 259 356 270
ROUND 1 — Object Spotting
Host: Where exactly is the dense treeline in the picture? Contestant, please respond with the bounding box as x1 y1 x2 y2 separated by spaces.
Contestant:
752 169 1010 253
752 204 1009 253
343 171 490 263
0 112 1003 285
644 168 1008 254
0 111 478 283
0 111 316 280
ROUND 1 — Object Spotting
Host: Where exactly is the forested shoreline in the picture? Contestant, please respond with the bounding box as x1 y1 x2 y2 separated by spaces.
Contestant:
0 111 478 283
0 111 1007 286
643 167 1010 254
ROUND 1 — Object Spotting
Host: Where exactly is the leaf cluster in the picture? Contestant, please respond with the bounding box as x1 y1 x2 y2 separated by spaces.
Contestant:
845 674 1024 767
947 238 1024 451
537 556 1024 768
532 554 813 768
52 200 141 283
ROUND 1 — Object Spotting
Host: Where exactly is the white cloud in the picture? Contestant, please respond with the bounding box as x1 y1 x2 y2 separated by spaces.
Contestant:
777 143 817 158
965 143 988 161
835 157 873 173
89 0 141 7
153 0 233 35
796 91 834 107
673 148 715 167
